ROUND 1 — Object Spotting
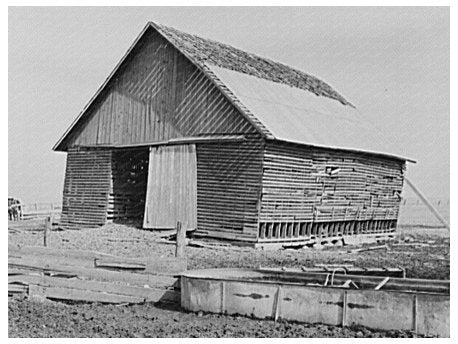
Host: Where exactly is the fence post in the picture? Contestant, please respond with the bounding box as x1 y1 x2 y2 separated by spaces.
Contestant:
44 216 51 247
175 221 186 258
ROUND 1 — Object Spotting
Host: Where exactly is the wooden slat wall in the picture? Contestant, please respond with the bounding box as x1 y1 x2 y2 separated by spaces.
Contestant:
143 144 197 230
64 29 257 149
195 136 264 242
60 148 112 229
258 141 406 242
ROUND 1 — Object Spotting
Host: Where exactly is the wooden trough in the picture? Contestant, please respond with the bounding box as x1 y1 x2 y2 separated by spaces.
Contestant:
180 268 449 337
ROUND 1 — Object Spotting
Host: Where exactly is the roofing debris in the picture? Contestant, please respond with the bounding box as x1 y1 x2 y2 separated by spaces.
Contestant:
151 22 353 107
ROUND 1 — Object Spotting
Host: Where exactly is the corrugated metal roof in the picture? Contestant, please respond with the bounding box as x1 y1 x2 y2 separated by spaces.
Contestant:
208 65 412 161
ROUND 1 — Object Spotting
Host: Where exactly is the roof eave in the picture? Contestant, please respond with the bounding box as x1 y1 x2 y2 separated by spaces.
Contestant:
267 137 416 163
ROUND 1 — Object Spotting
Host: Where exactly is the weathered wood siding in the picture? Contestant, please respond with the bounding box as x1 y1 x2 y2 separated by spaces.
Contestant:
195 136 264 242
144 144 197 230
258 141 405 242
63 28 257 149
61 147 149 228
60 148 112 229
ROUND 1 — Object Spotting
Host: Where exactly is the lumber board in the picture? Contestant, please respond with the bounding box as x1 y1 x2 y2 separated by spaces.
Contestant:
8 283 28 295
10 245 187 275
28 284 145 304
94 257 187 275
9 245 119 261
8 257 178 289
9 275 179 303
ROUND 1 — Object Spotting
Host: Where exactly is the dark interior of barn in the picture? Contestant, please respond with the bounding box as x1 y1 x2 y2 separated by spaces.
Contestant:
108 148 149 226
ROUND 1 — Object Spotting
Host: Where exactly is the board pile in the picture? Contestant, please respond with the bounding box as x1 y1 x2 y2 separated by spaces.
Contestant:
8 245 185 304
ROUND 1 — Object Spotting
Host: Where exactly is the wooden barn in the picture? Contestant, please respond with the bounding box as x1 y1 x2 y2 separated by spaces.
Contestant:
53 22 412 247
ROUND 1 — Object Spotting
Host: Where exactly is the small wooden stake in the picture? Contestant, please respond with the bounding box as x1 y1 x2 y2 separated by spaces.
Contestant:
175 221 186 258
44 216 51 247
273 285 282 322
342 290 348 327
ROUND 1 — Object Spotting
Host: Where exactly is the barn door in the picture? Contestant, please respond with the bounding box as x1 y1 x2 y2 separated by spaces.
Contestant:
143 144 197 230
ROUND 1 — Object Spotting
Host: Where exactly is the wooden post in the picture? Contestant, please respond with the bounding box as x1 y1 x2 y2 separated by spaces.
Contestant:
35 203 38 218
44 216 51 247
175 221 186 258
405 178 450 230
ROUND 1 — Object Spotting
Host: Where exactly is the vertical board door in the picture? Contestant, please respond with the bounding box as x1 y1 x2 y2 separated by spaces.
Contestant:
143 144 197 230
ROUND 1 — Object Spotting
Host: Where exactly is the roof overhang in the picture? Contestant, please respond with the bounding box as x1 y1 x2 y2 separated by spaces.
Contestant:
268 137 416 163
71 135 247 150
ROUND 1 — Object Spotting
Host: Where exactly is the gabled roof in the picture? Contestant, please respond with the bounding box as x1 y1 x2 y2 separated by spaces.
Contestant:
54 22 411 161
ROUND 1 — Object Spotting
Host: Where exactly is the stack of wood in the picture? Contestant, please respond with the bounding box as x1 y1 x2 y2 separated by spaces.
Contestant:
8 245 186 305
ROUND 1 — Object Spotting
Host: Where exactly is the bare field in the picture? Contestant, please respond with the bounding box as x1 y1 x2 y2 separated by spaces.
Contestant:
8 221 449 338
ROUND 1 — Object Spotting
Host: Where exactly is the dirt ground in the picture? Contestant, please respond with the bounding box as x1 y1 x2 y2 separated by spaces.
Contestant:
8 220 449 338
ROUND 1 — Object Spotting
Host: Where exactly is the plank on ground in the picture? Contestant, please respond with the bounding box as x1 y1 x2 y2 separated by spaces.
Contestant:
9 274 179 303
28 284 145 304
9 245 187 275
8 257 178 289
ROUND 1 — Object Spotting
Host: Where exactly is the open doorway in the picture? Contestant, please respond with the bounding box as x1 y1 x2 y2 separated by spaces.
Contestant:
108 148 149 226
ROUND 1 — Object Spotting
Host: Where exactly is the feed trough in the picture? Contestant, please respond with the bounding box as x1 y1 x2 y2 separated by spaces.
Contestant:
181 268 449 337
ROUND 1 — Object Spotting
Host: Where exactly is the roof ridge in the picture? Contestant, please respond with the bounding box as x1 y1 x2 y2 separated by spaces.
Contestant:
150 21 354 108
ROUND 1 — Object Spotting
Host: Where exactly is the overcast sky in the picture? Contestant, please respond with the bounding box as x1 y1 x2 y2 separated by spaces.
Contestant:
8 6 449 203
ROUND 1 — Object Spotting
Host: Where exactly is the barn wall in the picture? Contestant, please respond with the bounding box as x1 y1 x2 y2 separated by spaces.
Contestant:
60 147 150 229
63 28 257 149
258 141 406 242
195 136 264 242
60 148 112 229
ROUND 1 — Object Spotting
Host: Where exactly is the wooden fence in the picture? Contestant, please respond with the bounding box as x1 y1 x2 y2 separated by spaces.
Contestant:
16 203 62 221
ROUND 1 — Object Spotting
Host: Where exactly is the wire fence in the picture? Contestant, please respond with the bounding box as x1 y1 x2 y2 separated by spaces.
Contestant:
398 197 450 228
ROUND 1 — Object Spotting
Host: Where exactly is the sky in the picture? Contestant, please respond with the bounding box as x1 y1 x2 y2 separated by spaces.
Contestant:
8 6 450 204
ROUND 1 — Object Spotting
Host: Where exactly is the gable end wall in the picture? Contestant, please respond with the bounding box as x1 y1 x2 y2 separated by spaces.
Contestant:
62 28 258 149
